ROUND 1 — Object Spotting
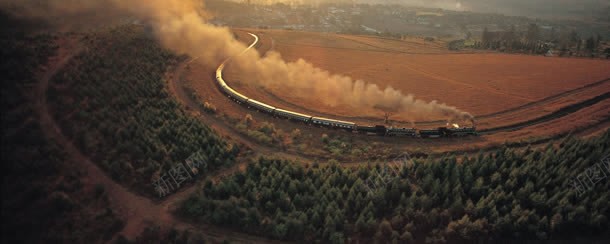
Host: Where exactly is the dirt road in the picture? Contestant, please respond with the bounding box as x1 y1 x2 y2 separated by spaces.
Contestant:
35 39 280 243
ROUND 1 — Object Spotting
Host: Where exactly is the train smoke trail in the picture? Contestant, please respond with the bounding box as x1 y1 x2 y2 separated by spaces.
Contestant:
235 51 474 123
1 0 474 124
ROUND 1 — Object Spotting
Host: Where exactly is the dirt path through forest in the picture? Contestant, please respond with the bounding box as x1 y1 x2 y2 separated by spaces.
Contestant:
35 39 280 243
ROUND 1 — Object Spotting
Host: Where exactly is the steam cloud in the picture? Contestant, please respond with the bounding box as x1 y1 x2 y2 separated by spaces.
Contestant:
1 0 474 124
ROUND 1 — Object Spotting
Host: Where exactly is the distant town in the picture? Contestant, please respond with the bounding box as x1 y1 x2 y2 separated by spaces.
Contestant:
207 0 610 57
209 1 608 38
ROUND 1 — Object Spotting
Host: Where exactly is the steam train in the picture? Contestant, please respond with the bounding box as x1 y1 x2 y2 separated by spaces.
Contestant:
215 66 477 138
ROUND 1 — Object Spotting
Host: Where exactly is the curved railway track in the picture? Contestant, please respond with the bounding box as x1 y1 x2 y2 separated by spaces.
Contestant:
479 91 610 134
217 32 610 137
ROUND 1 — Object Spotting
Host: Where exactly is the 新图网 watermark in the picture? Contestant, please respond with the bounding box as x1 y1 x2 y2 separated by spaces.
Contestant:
363 152 414 196
152 150 207 198
569 153 610 196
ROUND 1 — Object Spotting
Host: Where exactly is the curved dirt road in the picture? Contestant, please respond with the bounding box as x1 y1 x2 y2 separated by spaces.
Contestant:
35 41 281 243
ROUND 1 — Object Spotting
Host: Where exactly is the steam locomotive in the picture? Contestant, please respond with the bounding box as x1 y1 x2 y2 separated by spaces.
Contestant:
355 125 476 137
216 67 477 138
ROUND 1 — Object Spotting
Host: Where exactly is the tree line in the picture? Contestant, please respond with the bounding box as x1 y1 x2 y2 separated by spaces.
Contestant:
473 24 606 57
180 131 609 243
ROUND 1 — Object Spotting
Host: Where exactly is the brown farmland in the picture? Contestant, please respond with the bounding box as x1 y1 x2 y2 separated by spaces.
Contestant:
226 29 610 127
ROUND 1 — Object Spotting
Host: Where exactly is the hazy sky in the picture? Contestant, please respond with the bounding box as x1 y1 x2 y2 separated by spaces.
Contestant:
252 0 609 19
439 0 608 18
414 0 606 19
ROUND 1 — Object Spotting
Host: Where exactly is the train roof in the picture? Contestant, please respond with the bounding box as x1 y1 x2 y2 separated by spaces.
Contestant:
357 125 378 129
312 116 356 126
247 98 276 110
226 86 248 100
448 127 476 131
388 127 416 130
274 108 312 118
217 77 227 86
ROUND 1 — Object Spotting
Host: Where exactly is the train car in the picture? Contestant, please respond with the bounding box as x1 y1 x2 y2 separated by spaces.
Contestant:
224 86 249 103
312 117 355 130
419 129 442 138
356 125 386 135
217 77 227 87
274 108 312 123
444 127 477 137
219 84 229 95
246 98 276 113
216 65 225 80
387 127 417 137
216 71 229 90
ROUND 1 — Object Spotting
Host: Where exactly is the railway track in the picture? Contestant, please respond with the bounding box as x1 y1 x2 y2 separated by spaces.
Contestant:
479 92 610 134
413 77 610 126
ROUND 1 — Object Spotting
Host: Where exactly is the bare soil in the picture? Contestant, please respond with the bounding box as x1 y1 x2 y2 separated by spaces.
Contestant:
228 29 610 126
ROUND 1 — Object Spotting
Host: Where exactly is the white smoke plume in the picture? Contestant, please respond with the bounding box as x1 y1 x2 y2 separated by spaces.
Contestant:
1 0 474 123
